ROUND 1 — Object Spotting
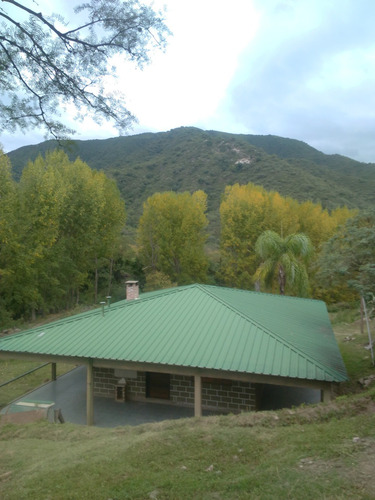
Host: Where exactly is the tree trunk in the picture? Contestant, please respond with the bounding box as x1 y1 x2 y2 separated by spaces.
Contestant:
107 257 113 296
94 256 98 304
278 264 286 295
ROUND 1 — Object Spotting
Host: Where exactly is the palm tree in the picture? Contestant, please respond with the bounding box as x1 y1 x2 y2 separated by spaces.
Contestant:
254 230 313 296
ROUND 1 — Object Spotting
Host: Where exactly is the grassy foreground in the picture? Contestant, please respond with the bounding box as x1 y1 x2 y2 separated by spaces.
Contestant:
0 311 374 499
0 390 375 499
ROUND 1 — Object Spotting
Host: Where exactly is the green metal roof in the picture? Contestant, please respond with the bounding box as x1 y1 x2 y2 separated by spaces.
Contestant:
0 284 348 383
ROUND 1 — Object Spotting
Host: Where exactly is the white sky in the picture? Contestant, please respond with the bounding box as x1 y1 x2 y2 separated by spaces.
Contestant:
2 0 375 163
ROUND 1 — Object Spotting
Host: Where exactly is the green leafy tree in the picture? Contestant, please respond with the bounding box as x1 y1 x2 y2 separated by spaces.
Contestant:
0 149 20 324
16 152 67 317
254 231 313 296
144 271 176 292
16 150 126 315
0 150 18 268
316 209 375 301
138 191 208 284
0 0 169 139
86 171 127 302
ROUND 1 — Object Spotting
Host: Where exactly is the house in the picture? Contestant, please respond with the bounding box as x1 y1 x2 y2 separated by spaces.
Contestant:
0 282 348 425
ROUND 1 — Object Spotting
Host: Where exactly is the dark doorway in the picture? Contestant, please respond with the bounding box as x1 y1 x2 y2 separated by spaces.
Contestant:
256 383 320 410
146 372 171 399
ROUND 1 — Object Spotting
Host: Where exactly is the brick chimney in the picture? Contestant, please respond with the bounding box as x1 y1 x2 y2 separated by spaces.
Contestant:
126 280 139 301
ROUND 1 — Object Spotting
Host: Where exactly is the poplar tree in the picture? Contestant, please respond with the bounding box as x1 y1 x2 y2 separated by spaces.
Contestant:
15 151 126 315
219 183 355 290
219 184 300 289
0 150 19 323
138 191 208 284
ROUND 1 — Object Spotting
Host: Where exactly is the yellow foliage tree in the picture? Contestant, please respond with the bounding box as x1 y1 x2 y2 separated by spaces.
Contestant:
220 183 356 291
220 184 268 288
138 191 208 284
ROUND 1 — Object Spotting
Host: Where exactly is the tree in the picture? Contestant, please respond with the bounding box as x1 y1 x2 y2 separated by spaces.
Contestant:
85 170 127 302
254 230 313 296
0 149 19 324
138 191 208 284
14 150 126 315
219 184 271 289
0 0 169 139
316 210 375 301
219 184 302 289
219 183 354 291
143 271 176 292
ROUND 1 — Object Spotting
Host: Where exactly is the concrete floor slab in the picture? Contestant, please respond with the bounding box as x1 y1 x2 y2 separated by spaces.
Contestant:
3 366 197 427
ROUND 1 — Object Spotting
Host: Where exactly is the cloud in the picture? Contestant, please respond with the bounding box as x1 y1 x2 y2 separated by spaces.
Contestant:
2 0 375 164
119 0 260 130
219 0 375 161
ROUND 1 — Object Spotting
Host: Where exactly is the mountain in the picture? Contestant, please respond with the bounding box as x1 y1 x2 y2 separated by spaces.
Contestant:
7 127 375 239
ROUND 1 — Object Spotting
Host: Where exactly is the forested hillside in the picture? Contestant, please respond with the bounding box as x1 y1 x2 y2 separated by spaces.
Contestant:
3 129 375 323
8 127 375 237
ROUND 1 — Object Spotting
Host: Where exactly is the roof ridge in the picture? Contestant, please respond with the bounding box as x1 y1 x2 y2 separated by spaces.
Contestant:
202 283 324 305
199 285 344 380
130 284 192 303
8 286 194 338
2 308 105 339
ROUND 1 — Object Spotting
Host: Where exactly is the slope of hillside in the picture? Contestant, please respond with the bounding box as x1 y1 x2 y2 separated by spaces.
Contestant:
1 387 375 499
7 127 375 234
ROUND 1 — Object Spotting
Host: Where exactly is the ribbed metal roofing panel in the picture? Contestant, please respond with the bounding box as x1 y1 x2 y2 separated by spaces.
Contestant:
203 285 347 380
0 284 348 383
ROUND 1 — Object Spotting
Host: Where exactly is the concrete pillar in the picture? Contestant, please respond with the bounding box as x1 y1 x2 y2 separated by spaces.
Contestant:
86 359 94 426
194 375 202 417
321 385 332 403
51 362 57 381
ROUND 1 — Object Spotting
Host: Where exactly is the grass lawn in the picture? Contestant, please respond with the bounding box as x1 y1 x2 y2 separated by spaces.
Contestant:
331 311 375 386
0 309 374 499
0 389 374 499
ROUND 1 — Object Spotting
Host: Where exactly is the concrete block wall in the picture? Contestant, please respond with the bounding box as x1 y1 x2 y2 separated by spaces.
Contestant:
202 380 256 412
93 367 118 398
170 375 256 412
93 367 145 399
170 374 194 406
126 372 145 400
93 368 256 412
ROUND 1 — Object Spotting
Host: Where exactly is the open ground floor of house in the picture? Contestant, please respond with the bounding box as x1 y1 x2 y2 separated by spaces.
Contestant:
1 365 321 427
